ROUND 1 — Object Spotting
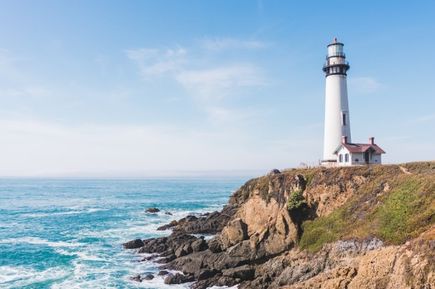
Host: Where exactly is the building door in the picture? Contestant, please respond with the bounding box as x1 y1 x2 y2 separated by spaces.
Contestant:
364 151 370 164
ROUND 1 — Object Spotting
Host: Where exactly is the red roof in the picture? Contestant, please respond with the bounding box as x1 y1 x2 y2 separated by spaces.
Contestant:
334 143 386 155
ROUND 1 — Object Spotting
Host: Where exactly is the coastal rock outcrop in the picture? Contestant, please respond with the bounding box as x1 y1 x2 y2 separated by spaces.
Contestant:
123 238 144 249
124 162 435 288
145 207 160 213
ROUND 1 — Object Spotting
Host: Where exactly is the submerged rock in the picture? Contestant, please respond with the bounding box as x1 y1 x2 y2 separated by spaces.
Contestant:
129 274 142 282
142 274 154 280
158 270 170 276
145 207 160 213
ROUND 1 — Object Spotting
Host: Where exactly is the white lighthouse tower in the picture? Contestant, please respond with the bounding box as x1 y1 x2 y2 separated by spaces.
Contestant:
322 38 351 165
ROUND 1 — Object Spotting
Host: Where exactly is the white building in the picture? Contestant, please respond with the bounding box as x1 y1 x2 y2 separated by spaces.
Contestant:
321 38 386 167
334 136 385 166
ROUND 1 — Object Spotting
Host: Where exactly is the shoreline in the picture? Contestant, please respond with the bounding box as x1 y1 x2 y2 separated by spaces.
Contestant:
124 162 435 288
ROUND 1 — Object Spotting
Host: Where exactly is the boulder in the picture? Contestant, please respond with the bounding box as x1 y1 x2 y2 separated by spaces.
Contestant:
208 237 223 253
269 169 281 175
220 218 248 249
191 238 208 252
164 273 195 284
123 239 144 249
142 274 154 280
175 245 189 258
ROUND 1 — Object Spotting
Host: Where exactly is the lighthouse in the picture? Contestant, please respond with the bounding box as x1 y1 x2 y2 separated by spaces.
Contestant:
322 38 351 165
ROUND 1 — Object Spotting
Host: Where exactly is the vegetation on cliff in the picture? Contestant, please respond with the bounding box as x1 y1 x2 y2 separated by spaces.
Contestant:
298 162 435 252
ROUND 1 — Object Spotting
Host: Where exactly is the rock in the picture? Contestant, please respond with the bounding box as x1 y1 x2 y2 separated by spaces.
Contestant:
145 207 160 213
142 274 154 280
164 273 195 284
197 269 220 280
190 276 222 289
138 237 168 253
222 265 255 281
157 220 178 231
165 211 173 215
191 238 208 252
140 255 157 261
175 245 189 258
157 207 237 235
158 270 170 276
220 218 248 249
123 238 144 249
208 237 223 253
216 276 242 287
129 274 142 282
269 169 281 175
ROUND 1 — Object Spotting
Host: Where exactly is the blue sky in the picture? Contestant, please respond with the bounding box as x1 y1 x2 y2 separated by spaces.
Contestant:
0 0 434 176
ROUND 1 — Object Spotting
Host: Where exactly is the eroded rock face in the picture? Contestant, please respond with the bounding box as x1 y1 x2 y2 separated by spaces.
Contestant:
278 231 435 289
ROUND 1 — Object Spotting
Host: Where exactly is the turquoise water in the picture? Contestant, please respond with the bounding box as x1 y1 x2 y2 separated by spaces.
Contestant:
0 178 245 289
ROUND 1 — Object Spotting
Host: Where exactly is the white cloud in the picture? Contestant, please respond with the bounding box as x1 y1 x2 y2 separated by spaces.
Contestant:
176 64 265 102
126 43 268 123
205 106 260 124
125 47 186 77
200 37 268 51
348 76 383 94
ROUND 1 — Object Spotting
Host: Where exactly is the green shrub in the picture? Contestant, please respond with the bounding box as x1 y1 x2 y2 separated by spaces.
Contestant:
287 190 306 211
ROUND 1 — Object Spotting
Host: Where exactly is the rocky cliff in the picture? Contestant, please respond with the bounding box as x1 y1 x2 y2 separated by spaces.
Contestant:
124 162 435 288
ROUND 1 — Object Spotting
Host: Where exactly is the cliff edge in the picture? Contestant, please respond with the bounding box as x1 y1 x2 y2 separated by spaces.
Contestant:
125 162 435 288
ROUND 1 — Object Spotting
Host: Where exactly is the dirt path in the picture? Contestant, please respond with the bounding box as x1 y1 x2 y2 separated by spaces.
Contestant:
399 166 412 175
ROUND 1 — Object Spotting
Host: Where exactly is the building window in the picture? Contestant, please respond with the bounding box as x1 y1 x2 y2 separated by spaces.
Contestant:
345 154 349 162
342 113 346 126
339 154 343 162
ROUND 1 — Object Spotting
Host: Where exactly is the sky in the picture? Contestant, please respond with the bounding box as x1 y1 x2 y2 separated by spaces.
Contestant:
0 0 434 177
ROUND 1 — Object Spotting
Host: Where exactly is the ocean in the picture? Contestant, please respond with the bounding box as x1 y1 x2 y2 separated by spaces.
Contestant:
0 178 245 289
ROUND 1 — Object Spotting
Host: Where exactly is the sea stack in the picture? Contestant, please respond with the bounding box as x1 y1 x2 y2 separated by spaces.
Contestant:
322 38 351 166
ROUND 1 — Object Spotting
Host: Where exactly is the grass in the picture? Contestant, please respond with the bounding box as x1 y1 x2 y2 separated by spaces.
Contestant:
298 207 348 252
299 172 435 252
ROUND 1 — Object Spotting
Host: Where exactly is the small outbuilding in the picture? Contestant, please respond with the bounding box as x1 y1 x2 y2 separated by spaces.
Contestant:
334 137 385 166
